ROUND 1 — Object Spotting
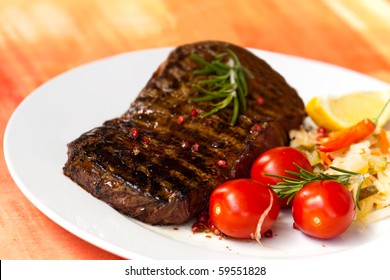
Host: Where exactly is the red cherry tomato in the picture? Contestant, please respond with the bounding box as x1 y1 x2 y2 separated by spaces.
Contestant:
250 147 313 207
292 180 356 239
209 179 280 239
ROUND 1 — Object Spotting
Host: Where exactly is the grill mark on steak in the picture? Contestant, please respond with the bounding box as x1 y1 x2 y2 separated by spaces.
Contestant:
63 40 306 225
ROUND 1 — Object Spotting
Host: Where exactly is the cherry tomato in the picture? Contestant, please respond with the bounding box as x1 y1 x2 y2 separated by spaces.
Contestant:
209 179 280 239
292 180 356 239
250 147 313 207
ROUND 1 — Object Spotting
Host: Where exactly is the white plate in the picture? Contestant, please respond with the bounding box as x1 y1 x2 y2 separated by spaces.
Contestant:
4 47 390 260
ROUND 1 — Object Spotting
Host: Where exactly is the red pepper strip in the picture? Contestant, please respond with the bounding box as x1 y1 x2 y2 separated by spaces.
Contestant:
319 118 376 152
319 150 333 165
380 128 390 154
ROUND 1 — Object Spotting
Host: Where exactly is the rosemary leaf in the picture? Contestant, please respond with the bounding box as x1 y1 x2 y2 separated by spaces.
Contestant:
236 70 248 111
191 54 226 75
356 184 362 211
192 85 228 98
232 94 240 126
268 164 365 204
190 95 221 102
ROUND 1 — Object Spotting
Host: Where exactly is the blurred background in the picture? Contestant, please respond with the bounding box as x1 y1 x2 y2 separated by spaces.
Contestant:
1 0 390 259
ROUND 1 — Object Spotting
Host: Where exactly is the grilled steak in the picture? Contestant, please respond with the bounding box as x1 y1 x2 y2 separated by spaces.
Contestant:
63 41 306 225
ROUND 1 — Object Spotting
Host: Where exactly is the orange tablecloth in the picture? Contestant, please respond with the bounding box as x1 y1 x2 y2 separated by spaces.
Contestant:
1 0 390 260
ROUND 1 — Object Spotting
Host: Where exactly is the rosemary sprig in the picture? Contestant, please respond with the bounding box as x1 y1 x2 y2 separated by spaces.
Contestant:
190 49 253 126
268 164 366 208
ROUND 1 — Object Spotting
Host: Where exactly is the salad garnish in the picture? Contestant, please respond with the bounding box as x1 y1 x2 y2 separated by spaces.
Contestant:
319 98 390 152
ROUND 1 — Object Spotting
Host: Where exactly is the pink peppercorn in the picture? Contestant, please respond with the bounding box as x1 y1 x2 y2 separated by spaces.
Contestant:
191 143 199 152
130 127 139 139
190 108 198 117
250 123 262 133
257 97 265 105
177 115 186 125
181 140 190 149
217 160 227 168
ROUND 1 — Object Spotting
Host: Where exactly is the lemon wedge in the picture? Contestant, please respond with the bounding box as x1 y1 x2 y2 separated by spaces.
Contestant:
306 89 390 131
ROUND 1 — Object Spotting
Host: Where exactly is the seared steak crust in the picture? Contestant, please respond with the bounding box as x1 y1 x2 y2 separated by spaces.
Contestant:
63 41 306 225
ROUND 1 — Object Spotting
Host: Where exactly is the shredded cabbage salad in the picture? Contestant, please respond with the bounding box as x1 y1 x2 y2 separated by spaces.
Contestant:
289 118 390 227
